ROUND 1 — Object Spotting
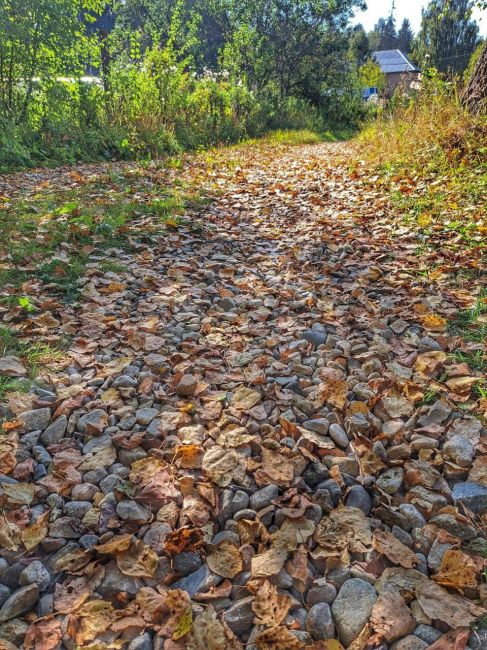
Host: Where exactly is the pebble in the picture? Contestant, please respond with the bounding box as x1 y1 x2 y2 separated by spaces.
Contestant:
18 408 51 432
249 484 278 510
376 467 404 494
175 374 197 396
0 585 39 622
443 435 475 467
116 500 151 523
18 562 50 591
345 485 372 515
40 415 67 445
328 423 349 447
452 482 487 514
306 603 335 640
222 597 254 636
306 579 337 606
331 579 377 646
391 636 428 650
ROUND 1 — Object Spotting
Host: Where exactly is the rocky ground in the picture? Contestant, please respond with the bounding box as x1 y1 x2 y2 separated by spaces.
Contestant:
0 142 486 650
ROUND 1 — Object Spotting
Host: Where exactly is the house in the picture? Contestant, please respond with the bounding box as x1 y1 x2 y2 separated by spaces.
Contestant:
372 49 421 95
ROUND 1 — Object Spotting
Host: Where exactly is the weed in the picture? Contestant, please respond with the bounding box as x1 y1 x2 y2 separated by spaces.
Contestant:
448 292 487 344
419 387 441 406
0 377 32 400
450 350 487 373
100 260 126 273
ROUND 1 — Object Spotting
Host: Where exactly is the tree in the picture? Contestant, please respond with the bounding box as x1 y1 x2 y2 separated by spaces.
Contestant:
462 41 487 112
368 16 398 51
0 0 103 119
222 0 365 98
397 18 414 53
413 0 479 74
349 24 371 65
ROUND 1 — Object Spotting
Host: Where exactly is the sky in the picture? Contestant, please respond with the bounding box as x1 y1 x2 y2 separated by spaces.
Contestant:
352 0 487 37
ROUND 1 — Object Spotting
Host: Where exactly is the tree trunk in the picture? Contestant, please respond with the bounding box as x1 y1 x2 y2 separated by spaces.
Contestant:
462 42 487 114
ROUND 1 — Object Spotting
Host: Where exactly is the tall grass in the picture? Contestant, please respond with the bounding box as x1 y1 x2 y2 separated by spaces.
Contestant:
360 74 487 173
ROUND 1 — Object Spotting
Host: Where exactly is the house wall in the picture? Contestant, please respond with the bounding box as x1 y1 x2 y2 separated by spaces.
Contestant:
385 72 420 95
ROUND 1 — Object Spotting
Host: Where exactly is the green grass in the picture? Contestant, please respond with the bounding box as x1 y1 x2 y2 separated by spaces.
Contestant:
263 129 323 145
447 292 487 344
0 377 32 400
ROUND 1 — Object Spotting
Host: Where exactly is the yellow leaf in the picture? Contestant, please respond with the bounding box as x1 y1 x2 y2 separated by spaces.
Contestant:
417 213 432 227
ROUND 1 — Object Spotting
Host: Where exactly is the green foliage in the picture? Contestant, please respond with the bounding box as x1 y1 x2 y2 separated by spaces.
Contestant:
413 0 480 74
359 61 386 91
0 0 373 170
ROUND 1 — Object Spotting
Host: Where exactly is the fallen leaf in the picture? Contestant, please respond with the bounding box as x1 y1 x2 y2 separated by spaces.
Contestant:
433 549 480 591
206 540 243 578
24 617 62 650
373 530 421 569
415 576 486 628
318 367 348 409
22 510 50 551
248 578 292 626
116 540 159 577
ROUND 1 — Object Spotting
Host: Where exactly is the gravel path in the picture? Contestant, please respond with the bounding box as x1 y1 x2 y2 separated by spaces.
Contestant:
0 143 486 650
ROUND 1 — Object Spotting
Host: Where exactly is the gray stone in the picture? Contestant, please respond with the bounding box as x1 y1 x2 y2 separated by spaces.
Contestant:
306 603 335 640
418 337 442 352
48 516 84 539
64 501 92 519
0 618 29 646
116 500 151 523
0 585 11 608
302 331 327 347
98 562 143 598
345 485 372 515
37 593 53 617
19 562 50 591
0 585 39 622
172 565 218 597
376 467 404 494
250 484 278 510
77 409 107 434
19 408 51 433
391 636 428 650
443 435 475 467
222 596 254 636
112 375 138 388
303 461 329 487
79 534 99 550
40 415 67 445
452 482 487 515
143 522 171 554
135 408 159 425
212 531 240 546
173 552 203 576
417 400 451 427
414 625 442 644
469 628 487 650
306 579 337 606
128 632 153 650
331 578 377 646
0 564 23 589
175 374 197 396
230 490 250 514
328 423 349 448
303 419 330 435
398 504 427 531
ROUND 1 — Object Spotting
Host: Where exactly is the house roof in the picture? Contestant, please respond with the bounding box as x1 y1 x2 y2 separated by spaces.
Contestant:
372 50 419 74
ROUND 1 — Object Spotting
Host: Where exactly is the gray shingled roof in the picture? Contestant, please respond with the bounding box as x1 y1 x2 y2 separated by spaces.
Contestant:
372 50 419 74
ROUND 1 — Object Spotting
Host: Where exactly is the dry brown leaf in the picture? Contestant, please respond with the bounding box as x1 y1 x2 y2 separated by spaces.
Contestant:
116 540 159 577
373 530 421 569
248 579 292 626
254 625 304 650
231 385 261 410
164 527 205 554
24 617 62 650
433 549 480 591
186 606 243 650
94 533 133 555
202 446 239 486
318 367 348 410
251 546 288 578
254 447 294 487
314 506 372 556
427 628 470 650
206 540 243 578
415 577 486 628
22 510 50 551
368 588 415 644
